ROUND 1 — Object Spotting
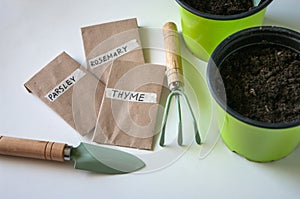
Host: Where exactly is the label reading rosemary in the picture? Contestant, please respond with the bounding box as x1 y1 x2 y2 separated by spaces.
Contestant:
89 39 139 69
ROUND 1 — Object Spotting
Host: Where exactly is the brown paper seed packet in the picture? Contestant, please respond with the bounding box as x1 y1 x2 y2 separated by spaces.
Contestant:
93 60 166 150
81 18 145 83
24 52 105 135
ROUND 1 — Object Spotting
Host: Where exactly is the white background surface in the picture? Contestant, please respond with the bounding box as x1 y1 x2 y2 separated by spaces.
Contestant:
1 0 300 198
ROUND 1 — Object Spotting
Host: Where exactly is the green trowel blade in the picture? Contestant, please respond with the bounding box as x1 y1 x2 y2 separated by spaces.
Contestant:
70 143 145 174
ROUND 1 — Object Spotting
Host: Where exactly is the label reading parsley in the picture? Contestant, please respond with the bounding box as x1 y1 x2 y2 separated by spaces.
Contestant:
45 69 86 102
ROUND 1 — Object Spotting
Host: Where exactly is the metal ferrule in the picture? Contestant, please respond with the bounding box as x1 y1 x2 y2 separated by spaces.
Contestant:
169 81 183 91
63 145 72 161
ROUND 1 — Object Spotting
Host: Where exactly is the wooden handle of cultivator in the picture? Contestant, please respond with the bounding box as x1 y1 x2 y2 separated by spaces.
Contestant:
0 136 66 162
163 22 183 87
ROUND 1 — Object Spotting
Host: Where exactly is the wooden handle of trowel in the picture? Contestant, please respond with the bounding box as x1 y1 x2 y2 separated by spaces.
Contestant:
163 22 183 87
0 136 66 162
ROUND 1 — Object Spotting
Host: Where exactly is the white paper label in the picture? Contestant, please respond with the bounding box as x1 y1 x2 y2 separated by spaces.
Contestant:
105 88 157 104
45 69 86 102
89 39 140 69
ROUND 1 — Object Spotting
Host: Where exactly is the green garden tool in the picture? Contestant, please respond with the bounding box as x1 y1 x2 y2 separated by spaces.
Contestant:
159 22 201 146
0 136 145 174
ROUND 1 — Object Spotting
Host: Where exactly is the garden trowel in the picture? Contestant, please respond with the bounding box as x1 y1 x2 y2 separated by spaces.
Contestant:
0 136 145 174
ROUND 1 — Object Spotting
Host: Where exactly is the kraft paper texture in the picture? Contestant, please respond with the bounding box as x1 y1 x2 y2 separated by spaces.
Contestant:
93 60 166 150
81 18 145 84
24 52 105 135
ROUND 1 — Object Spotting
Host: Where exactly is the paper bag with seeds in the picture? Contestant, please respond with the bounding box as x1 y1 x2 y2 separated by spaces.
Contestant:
93 60 166 150
81 18 145 84
24 52 105 135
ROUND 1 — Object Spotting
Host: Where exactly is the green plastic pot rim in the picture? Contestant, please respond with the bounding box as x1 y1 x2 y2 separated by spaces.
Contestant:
176 0 273 20
207 26 300 130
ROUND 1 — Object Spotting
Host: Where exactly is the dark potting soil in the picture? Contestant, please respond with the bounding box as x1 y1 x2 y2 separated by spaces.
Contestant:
219 45 300 124
183 0 254 15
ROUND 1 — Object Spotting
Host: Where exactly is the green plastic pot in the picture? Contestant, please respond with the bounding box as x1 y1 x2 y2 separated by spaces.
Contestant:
207 26 300 162
176 0 273 61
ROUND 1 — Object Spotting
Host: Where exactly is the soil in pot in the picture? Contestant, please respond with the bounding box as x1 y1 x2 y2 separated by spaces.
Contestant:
218 44 300 124
183 0 255 15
